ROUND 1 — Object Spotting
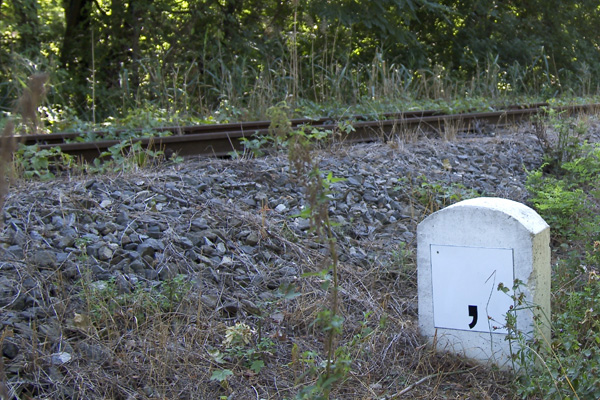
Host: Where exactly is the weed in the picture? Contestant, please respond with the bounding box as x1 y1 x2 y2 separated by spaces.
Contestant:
12 138 172 180
413 175 480 215
533 108 587 173
223 322 254 347
14 143 75 180
80 274 192 338
209 322 275 382
92 140 166 173
262 102 351 399
441 117 463 141
209 368 233 387
512 259 600 399
237 135 270 158
381 242 417 286
267 101 294 149
521 119 600 399
525 142 600 243
525 169 587 241
234 101 334 158
160 274 192 312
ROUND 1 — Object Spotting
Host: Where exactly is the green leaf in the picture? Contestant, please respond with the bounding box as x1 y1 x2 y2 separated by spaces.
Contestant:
207 348 225 364
278 283 302 300
325 171 345 184
320 280 331 291
210 369 233 382
249 360 264 374
330 315 345 330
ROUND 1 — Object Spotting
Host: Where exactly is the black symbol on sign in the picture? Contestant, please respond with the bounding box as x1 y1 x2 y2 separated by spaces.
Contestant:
468 305 478 329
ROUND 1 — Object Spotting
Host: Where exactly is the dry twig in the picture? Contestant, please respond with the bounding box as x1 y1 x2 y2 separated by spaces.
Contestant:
391 366 479 398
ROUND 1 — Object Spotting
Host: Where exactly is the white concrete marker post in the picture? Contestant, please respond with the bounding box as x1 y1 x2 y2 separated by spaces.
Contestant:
417 197 550 369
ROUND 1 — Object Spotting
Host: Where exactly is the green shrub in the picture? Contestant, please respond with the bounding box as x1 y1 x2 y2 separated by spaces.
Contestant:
521 129 600 399
516 257 600 399
14 143 74 180
526 143 600 243
526 170 587 238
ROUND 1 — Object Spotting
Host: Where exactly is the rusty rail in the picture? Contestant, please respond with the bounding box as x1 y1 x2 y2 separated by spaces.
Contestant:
12 103 600 161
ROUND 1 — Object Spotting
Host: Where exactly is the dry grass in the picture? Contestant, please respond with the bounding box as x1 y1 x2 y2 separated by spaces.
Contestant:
16 73 49 134
0 121 15 227
0 161 517 399
0 72 49 225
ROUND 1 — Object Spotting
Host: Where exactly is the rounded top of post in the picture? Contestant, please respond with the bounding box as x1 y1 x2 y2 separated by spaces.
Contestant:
442 197 549 234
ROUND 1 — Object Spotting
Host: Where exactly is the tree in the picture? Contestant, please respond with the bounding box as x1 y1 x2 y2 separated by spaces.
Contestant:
61 0 93 69
3 0 600 119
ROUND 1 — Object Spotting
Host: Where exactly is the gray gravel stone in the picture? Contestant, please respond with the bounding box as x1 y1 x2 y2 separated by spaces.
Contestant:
5 245 23 259
137 238 165 257
175 236 194 249
30 250 57 268
245 232 260 246
2 341 19 359
78 342 111 365
97 245 114 261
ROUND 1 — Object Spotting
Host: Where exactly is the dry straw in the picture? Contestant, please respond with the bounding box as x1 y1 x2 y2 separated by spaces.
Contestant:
0 73 49 227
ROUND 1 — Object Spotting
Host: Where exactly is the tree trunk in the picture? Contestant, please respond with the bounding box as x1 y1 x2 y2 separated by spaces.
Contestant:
61 0 93 69
123 0 143 90
60 0 93 114
13 0 40 57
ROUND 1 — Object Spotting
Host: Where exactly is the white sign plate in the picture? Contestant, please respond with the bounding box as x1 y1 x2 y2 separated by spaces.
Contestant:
431 244 514 333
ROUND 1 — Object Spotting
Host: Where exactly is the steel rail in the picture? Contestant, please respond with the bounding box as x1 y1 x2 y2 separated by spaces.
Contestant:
15 102 551 146
13 108 451 147
12 103 599 161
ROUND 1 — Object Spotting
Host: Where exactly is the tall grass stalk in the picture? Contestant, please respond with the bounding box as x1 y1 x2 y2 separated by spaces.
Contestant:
7 41 598 125
0 121 16 228
121 50 597 120
1 72 49 227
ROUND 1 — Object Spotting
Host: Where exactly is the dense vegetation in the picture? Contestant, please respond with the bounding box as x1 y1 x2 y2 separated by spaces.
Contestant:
519 112 600 398
2 0 600 125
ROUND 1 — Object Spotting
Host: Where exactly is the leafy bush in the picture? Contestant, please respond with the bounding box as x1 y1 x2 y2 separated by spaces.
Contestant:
526 170 587 239
516 256 600 399
526 141 600 243
533 108 588 173
520 123 600 398
13 137 180 180
14 143 74 180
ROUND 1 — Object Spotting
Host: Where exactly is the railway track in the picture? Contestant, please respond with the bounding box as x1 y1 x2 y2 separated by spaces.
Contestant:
12 103 600 161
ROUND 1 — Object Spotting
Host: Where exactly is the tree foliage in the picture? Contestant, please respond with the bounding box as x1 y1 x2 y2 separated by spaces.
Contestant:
1 0 599 121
